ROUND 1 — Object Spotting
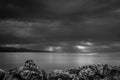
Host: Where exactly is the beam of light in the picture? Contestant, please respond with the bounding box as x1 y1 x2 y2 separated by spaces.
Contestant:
55 47 62 50
45 46 63 52
85 42 93 46
45 46 54 51
74 45 90 52
75 46 87 49
54 47 63 52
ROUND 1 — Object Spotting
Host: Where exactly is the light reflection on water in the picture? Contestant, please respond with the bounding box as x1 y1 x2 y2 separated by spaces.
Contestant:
0 52 120 73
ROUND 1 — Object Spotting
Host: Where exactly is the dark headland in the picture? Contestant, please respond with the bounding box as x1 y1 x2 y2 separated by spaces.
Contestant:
0 47 50 52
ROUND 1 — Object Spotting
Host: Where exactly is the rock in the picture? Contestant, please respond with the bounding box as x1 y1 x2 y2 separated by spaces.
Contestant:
0 68 5 80
49 70 74 80
4 60 47 80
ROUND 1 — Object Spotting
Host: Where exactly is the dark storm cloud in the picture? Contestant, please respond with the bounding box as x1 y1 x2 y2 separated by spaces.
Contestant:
0 16 120 45
0 20 61 44
43 0 120 15
1 0 120 18
0 0 45 18
0 0 120 45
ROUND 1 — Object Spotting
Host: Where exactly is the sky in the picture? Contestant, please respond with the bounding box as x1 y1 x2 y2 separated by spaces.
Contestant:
0 0 120 51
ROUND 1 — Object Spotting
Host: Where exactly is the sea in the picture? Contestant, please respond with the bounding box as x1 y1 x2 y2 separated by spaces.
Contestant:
0 52 120 73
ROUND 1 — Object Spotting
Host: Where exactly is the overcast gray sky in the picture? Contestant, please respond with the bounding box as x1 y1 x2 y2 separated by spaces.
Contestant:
0 0 120 49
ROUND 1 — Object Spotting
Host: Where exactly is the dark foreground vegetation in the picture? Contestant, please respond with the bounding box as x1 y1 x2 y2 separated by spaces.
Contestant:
0 60 120 80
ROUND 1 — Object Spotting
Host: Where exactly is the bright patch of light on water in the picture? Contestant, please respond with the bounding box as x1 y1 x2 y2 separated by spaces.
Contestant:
75 53 97 65
79 53 98 55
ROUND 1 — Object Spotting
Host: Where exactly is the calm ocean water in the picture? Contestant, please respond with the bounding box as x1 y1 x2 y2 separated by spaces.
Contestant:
0 52 120 73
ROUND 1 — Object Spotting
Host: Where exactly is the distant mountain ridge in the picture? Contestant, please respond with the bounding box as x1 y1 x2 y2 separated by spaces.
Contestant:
0 46 50 52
